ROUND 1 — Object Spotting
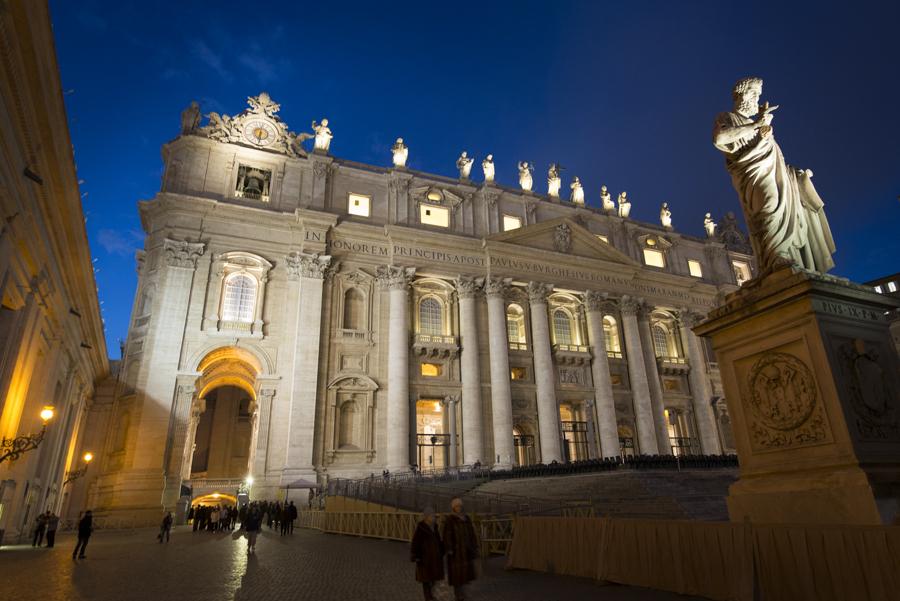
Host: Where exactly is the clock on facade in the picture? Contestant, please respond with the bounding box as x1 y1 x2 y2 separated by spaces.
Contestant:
242 119 278 147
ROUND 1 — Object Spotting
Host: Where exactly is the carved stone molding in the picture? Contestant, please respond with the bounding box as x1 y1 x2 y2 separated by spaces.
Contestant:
443 394 460 406
583 290 609 313
164 239 205 269
455 276 483 300
483 190 500 208
312 161 331 180
375 265 415 290
526 281 553 305
285 251 333 280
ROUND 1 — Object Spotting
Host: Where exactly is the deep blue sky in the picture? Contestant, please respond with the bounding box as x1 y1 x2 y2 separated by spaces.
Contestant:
51 0 900 357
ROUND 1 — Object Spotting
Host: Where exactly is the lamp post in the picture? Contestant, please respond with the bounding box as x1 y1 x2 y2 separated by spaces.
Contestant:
0 406 55 464
64 452 94 485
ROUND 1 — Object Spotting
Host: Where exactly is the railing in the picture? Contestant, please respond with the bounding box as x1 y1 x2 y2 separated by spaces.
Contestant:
606 350 624 359
218 320 252 333
339 329 370 342
417 433 451 446
234 189 269 202
554 343 590 353
669 437 701 457
414 333 457 345
656 355 688 364
508 341 528 351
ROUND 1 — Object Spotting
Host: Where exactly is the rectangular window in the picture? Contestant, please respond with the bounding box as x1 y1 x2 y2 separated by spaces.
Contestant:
687 259 703 278
874 285 883 293
348 193 370 217
595 234 609 244
510 367 527 380
502 215 522 231
643 248 666 268
732 260 752 285
419 204 449 227
421 363 442 377
888 281 898 293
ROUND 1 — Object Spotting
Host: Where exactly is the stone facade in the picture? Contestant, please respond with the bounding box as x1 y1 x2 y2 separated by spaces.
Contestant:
82 94 753 518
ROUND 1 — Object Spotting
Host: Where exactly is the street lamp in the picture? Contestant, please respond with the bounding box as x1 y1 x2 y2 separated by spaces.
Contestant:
64 451 94 484
0 406 55 464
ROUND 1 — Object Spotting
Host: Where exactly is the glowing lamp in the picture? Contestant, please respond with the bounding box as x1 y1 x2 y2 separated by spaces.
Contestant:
245 476 254 486
83 452 94 463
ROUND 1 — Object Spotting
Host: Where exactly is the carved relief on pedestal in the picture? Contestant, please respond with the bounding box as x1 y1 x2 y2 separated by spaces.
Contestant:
742 351 830 452
838 339 900 441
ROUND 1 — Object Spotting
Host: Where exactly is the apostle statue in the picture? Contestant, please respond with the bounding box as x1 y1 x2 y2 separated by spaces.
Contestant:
617 191 631 218
713 77 835 274
181 101 201 134
600 185 615 213
518 161 533 192
392 137 408 168
482 154 495 182
570 176 585 204
456 151 474 179
312 118 333 152
660 202 673 229
547 163 562 198
704 212 717 238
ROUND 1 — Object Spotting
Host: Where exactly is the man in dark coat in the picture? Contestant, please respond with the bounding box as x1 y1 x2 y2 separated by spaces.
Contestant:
410 507 444 601
72 510 93 559
442 498 479 601
288 501 298 534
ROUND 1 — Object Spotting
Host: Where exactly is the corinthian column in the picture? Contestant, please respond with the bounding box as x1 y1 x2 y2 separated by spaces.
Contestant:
678 310 722 454
283 252 335 479
377 265 415 471
584 291 619 458
619 296 659 455
455 276 484 465
485 277 514 469
443 394 459 467
527 281 562 464
636 304 673 455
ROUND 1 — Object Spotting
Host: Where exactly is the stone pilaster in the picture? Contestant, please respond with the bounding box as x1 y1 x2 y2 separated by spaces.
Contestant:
484 277 514 468
455 276 484 465
636 302 673 455
619 296 659 455
443 394 459 467
678 310 722 454
180 398 205 481
377 265 415 471
251 387 276 476
162 379 197 509
527 281 562 464
584 291 620 458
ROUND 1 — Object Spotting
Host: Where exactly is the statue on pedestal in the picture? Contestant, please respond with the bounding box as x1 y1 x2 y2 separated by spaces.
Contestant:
660 202 673 229
456 151 473 179
181 101 201 134
600 185 615 213
713 77 835 274
570 177 585 204
617 191 631 218
482 154 495 182
704 213 717 238
517 161 533 192
312 118 333 152
547 163 562 198
392 138 408 168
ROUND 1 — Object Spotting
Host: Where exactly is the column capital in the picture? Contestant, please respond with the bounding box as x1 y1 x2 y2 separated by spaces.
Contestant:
526 281 553 305
164 238 205 269
583 290 609 312
443 394 460 406
454 276 483 300
285 251 334 280
376 265 416 290
675 308 705 329
484 276 511 299
618 295 646 317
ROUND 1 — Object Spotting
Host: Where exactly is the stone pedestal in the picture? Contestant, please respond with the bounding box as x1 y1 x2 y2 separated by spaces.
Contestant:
694 267 900 525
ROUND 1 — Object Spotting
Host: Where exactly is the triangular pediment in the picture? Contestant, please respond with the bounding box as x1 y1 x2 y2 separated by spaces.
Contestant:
487 217 639 267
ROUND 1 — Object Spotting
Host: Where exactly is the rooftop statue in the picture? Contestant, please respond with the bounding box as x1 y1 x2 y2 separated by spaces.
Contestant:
617 191 631 218
570 176 585 204
547 163 562 198
713 77 835 274
482 154 495 182
312 118 333 152
392 138 408 168
518 161 534 192
181 101 201 134
704 213 717 238
600 185 615 213
456 151 474 179
660 202 673 229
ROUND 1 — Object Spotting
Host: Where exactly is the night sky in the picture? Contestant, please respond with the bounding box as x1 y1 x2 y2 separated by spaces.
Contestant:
50 0 900 357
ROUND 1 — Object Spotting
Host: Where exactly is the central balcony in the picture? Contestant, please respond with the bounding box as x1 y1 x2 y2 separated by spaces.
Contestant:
412 333 459 359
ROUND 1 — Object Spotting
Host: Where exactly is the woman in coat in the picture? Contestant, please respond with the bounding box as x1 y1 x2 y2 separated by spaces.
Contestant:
442 498 479 601
410 507 444 601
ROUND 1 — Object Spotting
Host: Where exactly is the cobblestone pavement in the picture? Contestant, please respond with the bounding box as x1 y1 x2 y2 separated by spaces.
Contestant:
0 527 708 601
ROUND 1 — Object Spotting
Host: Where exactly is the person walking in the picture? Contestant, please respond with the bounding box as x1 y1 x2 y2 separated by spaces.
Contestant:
32 511 49 547
45 512 60 548
442 498 479 601
410 507 444 601
288 501 297 534
243 504 262 553
72 510 93 559
158 512 173 543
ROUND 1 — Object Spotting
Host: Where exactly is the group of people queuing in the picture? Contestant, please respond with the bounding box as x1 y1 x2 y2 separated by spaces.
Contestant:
31 510 61 548
255 499 298 535
410 498 480 601
188 504 238 532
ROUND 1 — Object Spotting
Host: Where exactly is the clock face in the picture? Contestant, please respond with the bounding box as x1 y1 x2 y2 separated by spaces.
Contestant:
242 119 278 147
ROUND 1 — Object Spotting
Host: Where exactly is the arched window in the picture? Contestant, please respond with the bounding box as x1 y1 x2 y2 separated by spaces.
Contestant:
418 297 442 335
552 309 573 345
652 324 670 358
343 288 365 330
221 273 257 323
506 304 526 344
338 400 358 449
603 316 621 353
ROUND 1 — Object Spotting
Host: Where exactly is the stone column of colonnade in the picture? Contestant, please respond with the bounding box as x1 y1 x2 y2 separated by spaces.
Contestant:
618 297 660 455
636 303 673 455
455 277 484 465
527 282 563 464
484 277 515 469
379 265 416 471
678 310 722 454
583 291 620 458
283 252 335 479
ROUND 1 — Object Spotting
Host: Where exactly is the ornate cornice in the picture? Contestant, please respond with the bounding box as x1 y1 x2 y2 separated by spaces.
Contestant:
163 239 205 269
526 281 553 305
455 276 483 300
285 251 333 280
375 265 415 290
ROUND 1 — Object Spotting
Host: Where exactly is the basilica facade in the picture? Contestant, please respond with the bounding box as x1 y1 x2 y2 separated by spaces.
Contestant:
82 94 753 518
